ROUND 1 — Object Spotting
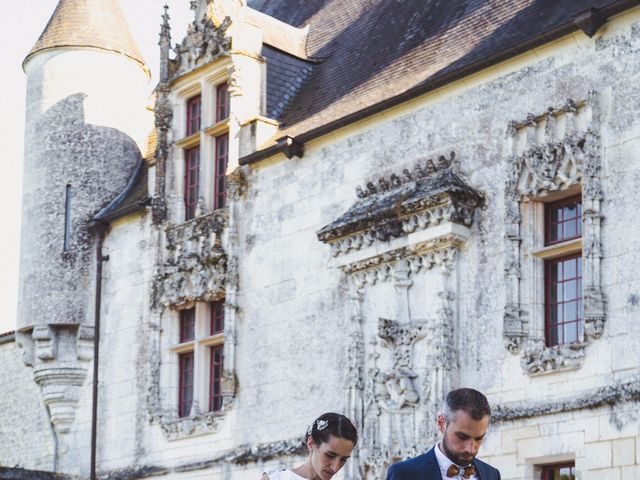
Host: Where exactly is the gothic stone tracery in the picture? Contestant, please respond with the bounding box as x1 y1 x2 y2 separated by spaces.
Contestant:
318 153 483 478
503 94 606 375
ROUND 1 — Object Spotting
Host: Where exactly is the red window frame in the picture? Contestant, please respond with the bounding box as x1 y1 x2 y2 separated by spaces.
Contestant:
186 94 201 136
184 146 200 220
179 308 196 343
209 345 224 411
214 134 229 210
545 254 583 347
210 301 224 335
216 83 230 122
178 351 194 417
545 195 582 246
541 463 575 480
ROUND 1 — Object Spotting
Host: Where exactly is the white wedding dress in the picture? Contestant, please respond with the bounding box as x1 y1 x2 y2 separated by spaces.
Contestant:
263 468 309 480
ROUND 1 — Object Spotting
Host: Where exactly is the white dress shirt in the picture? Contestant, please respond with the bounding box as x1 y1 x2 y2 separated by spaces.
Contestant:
433 442 479 480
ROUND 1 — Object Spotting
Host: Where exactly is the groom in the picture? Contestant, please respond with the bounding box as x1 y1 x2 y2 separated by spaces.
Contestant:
386 388 501 479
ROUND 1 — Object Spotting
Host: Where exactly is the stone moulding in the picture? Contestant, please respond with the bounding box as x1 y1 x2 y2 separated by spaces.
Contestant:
97 437 306 479
153 211 228 308
492 376 640 424
158 404 228 441
503 94 606 375
317 152 483 258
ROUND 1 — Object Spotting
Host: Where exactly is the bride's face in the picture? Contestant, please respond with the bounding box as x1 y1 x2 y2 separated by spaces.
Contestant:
308 435 354 480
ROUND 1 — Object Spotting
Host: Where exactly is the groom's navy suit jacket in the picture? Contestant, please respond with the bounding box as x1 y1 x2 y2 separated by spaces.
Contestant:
386 447 501 480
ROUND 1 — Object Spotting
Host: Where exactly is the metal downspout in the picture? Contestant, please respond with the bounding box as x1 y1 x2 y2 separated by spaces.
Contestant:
90 223 109 480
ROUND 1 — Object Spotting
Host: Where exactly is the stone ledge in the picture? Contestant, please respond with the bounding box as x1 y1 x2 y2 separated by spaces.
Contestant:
493 377 640 423
0 467 77 480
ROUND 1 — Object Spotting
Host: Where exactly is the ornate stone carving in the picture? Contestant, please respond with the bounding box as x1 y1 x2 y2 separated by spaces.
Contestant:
153 211 227 307
16 325 94 435
317 152 483 253
504 95 606 372
521 339 586 375
377 318 426 410
169 6 231 80
159 407 225 441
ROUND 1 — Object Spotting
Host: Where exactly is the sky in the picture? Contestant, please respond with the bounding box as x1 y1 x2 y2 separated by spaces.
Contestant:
0 1 193 334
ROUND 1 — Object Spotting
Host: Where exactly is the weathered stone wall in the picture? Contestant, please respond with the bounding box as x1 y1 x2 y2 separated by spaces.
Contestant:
0 338 55 470
5 6 640 480
19 49 150 331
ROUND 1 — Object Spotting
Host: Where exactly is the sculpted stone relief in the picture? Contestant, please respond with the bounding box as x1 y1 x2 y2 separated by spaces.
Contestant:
153 211 227 308
318 155 482 478
503 94 606 375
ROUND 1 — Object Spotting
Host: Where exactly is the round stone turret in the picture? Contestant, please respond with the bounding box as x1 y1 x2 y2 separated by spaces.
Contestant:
17 0 152 442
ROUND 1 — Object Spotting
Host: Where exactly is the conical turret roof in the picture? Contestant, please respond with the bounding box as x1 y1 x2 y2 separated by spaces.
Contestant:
24 0 145 68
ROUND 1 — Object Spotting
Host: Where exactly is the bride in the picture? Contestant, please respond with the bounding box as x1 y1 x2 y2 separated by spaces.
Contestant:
262 413 358 480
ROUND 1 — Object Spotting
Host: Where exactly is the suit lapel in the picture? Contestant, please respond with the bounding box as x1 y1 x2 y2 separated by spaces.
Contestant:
423 447 442 480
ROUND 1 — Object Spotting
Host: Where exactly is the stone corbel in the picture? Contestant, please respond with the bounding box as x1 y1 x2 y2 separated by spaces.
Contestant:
76 325 94 362
32 324 57 361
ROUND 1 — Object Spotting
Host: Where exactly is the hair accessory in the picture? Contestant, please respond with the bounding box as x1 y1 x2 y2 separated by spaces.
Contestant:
316 419 329 431
306 423 313 436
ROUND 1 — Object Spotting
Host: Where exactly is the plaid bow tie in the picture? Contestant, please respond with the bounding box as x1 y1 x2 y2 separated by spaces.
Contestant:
446 464 476 478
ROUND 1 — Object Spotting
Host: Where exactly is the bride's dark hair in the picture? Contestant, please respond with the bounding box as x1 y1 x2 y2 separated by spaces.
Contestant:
305 412 358 446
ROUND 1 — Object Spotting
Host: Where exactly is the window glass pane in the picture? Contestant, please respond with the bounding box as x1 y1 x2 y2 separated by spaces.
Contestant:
564 301 577 322
577 258 582 276
564 280 577 301
563 220 577 239
545 196 582 244
563 257 576 278
563 321 578 344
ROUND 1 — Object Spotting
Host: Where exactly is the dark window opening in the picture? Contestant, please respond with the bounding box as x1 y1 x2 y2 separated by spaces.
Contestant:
209 345 224 411
216 83 230 122
178 351 194 417
214 134 229 210
545 195 582 246
179 308 196 343
541 463 575 480
545 254 583 347
63 184 72 251
210 301 224 335
184 147 200 220
186 94 201 136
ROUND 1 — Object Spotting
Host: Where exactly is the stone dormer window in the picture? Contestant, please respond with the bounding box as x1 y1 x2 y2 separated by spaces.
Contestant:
503 94 605 375
174 76 230 221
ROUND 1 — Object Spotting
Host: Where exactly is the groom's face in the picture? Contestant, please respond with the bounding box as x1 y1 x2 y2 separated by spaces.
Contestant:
438 410 489 466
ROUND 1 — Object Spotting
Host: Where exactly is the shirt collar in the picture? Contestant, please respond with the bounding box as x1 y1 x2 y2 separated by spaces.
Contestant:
434 442 474 479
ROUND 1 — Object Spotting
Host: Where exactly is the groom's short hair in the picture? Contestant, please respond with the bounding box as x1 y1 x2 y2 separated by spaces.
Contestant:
442 388 491 423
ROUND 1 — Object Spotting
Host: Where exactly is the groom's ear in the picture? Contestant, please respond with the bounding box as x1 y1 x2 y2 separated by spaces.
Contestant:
436 414 446 434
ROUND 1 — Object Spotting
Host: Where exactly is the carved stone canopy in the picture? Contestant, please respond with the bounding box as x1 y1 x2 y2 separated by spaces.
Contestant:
317 153 483 247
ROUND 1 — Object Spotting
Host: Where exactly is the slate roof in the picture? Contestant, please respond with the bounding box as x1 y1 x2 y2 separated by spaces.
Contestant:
244 0 639 160
94 160 149 224
25 0 145 68
263 45 315 120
